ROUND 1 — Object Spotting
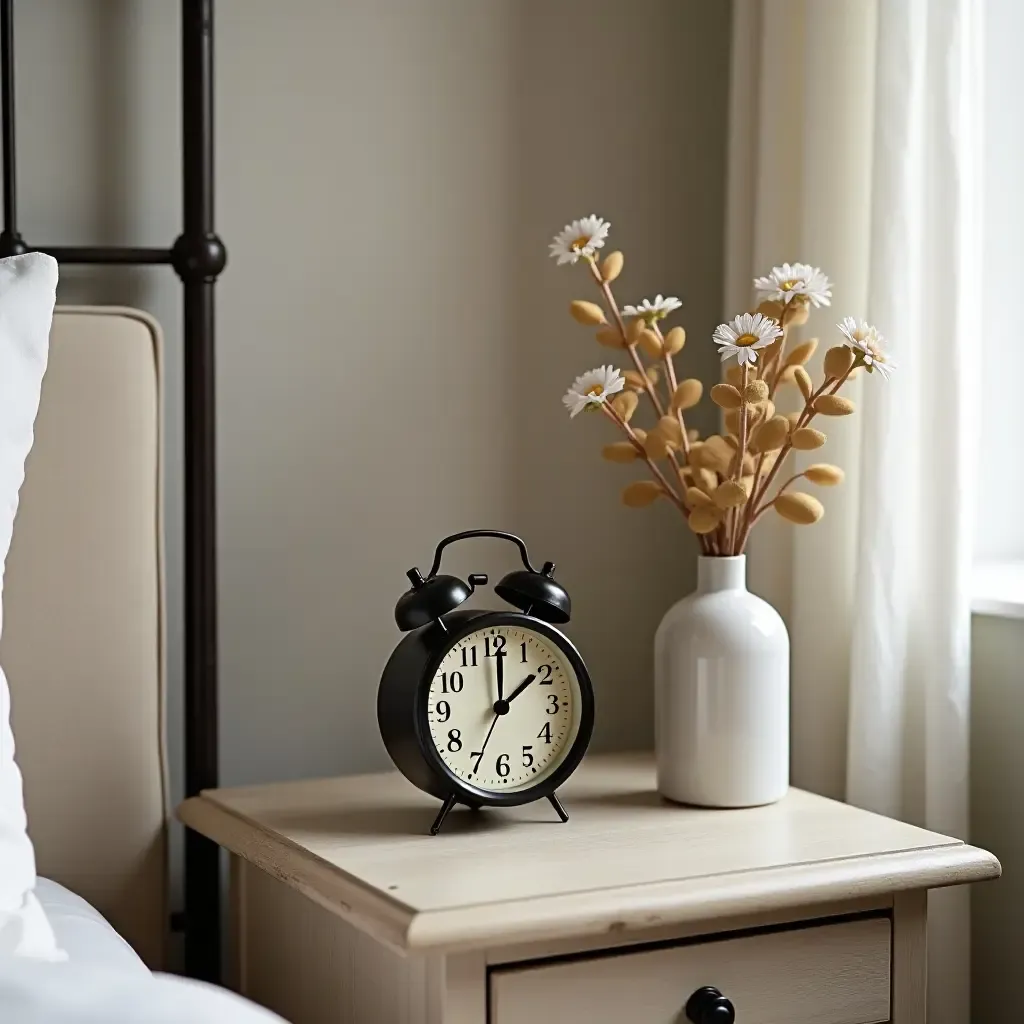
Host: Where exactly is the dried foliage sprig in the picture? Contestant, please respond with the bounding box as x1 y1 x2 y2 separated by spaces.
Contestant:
550 216 896 556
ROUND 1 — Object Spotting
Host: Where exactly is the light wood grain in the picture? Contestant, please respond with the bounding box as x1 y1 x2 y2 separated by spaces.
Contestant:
490 917 891 1024
178 753 1000 953
892 890 927 1024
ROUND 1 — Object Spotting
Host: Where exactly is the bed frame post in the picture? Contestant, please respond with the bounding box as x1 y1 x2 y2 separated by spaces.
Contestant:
0 0 227 983
174 0 226 983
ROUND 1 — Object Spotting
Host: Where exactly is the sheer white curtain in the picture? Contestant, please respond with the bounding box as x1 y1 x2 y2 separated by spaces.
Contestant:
725 2 982 1021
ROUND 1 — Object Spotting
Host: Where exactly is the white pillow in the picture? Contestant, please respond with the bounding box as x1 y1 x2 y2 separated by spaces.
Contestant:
0 252 60 959
0 960 287 1023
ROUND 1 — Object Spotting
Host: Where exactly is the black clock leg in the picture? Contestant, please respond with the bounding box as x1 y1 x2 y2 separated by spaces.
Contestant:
548 792 569 823
430 793 458 836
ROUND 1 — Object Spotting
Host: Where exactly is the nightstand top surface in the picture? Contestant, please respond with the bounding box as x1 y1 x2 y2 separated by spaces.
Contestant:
178 752 998 953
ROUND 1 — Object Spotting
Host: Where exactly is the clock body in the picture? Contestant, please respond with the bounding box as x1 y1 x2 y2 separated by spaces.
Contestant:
378 609 594 808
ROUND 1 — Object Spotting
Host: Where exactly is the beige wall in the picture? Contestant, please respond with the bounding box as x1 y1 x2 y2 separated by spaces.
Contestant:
12 0 730 865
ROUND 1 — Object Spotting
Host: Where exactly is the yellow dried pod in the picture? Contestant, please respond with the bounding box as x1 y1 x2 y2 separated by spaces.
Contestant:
725 364 745 387
646 366 661 386
697 467 719 493
777 365 797 383
760 399 776 422
786 411 802 427
570 300 606 326
723 434 739 449
622 369 647 391
791 426 827 450
744 379 769 404
672 378 703 411
643 431 672 460
812 394 855 416
793 365 813 400
741 453 756 475
687 443 713 470
749 415 790 453
600 250 624 283
785 338 818 366
610 390 638 423
823 344 855 378
710 383 743 409
622 480 663 508
663 326 686 355
713 480 748 509
786 300 811 326
638 328 664 359
774 491 824 525
602 442 638 464
632 427 647 443
757 299 784 320
685 486 714 508
804 463 844 486
687 428 700 443
704 435 734 471
658 416 683 446
740 474 755 497
688 506 723 534
595 327 625 349
723 408 741 435
625 316 645 344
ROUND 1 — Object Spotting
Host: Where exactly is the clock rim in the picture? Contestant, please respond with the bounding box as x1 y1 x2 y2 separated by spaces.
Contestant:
415 611 594 808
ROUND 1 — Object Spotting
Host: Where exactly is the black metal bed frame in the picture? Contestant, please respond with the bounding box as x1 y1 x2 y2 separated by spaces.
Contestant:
0 0 223 982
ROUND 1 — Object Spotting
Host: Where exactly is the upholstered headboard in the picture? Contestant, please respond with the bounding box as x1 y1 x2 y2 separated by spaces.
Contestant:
0 307 167 967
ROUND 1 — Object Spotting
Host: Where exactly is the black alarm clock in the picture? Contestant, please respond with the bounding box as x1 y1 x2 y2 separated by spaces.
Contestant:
378 530 595 835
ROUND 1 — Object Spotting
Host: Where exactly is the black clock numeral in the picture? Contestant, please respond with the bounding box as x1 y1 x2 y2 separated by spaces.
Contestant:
522 745 534 767
447 729 462 752
538 664 553 684
484 635 506 658
470 750 484 773
460 645 478 668
546 694 560 715
496 753 510 777
520 641 528 663
440 670 464 694
435 700 451 723
538 722 552 744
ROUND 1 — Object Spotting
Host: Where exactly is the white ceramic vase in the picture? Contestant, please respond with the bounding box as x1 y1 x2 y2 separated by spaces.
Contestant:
654 554 789 807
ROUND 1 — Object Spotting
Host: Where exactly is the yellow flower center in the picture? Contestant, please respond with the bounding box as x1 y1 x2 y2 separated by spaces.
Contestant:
780 279 801 291
735 333 759 347
570 235 591 250
585 384 605 397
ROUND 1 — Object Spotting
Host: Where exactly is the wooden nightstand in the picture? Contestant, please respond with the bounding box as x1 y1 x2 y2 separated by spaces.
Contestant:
179 753 999 1024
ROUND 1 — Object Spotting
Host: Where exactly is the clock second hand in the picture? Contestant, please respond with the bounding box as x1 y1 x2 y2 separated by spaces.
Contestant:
470 672 535 777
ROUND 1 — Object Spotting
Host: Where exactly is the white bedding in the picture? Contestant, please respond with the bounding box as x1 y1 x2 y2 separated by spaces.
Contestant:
0 880 287 1022
34 880 147 977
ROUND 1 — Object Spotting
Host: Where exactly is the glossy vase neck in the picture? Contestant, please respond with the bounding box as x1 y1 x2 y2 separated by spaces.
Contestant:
696 555 747 593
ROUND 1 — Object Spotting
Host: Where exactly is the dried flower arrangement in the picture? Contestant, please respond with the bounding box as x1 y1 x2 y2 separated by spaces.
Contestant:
550 216 894 557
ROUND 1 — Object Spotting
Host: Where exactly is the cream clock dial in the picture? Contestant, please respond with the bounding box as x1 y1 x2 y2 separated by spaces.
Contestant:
427 624 581 793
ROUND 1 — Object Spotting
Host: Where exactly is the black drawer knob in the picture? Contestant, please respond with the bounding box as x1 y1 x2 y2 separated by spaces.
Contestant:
686 986 735 1024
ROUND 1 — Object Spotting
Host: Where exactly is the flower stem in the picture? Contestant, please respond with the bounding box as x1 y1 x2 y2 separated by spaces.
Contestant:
653 323 691 461
588 261 665 418
729 363 751 553
735 363 855 552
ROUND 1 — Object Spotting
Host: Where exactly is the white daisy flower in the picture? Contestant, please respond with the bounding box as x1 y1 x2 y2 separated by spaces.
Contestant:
837 317 896 379
548 215 610 265
621 294 683 321
753 262 833 307
712 312 784 366
562 365 625 418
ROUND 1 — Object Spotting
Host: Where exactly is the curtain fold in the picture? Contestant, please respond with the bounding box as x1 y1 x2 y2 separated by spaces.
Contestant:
726 2 982 1020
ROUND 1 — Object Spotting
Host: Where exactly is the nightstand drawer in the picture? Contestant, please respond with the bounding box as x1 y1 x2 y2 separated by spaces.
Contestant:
490 917 891 1024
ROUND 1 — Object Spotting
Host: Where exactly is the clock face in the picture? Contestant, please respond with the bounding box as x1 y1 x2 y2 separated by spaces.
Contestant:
426 623 582 794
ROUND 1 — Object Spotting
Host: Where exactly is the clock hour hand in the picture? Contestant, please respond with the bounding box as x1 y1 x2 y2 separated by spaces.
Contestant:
505 673 536 705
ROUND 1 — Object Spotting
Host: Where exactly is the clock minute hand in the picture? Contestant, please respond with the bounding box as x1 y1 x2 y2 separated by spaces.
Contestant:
505 673 536 704
495 650 504 701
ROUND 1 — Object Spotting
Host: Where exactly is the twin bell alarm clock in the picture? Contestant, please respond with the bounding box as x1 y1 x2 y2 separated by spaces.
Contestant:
377 530 594 835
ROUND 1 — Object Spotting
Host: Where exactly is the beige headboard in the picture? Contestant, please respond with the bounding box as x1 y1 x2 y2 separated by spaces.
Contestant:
0 307 167 968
